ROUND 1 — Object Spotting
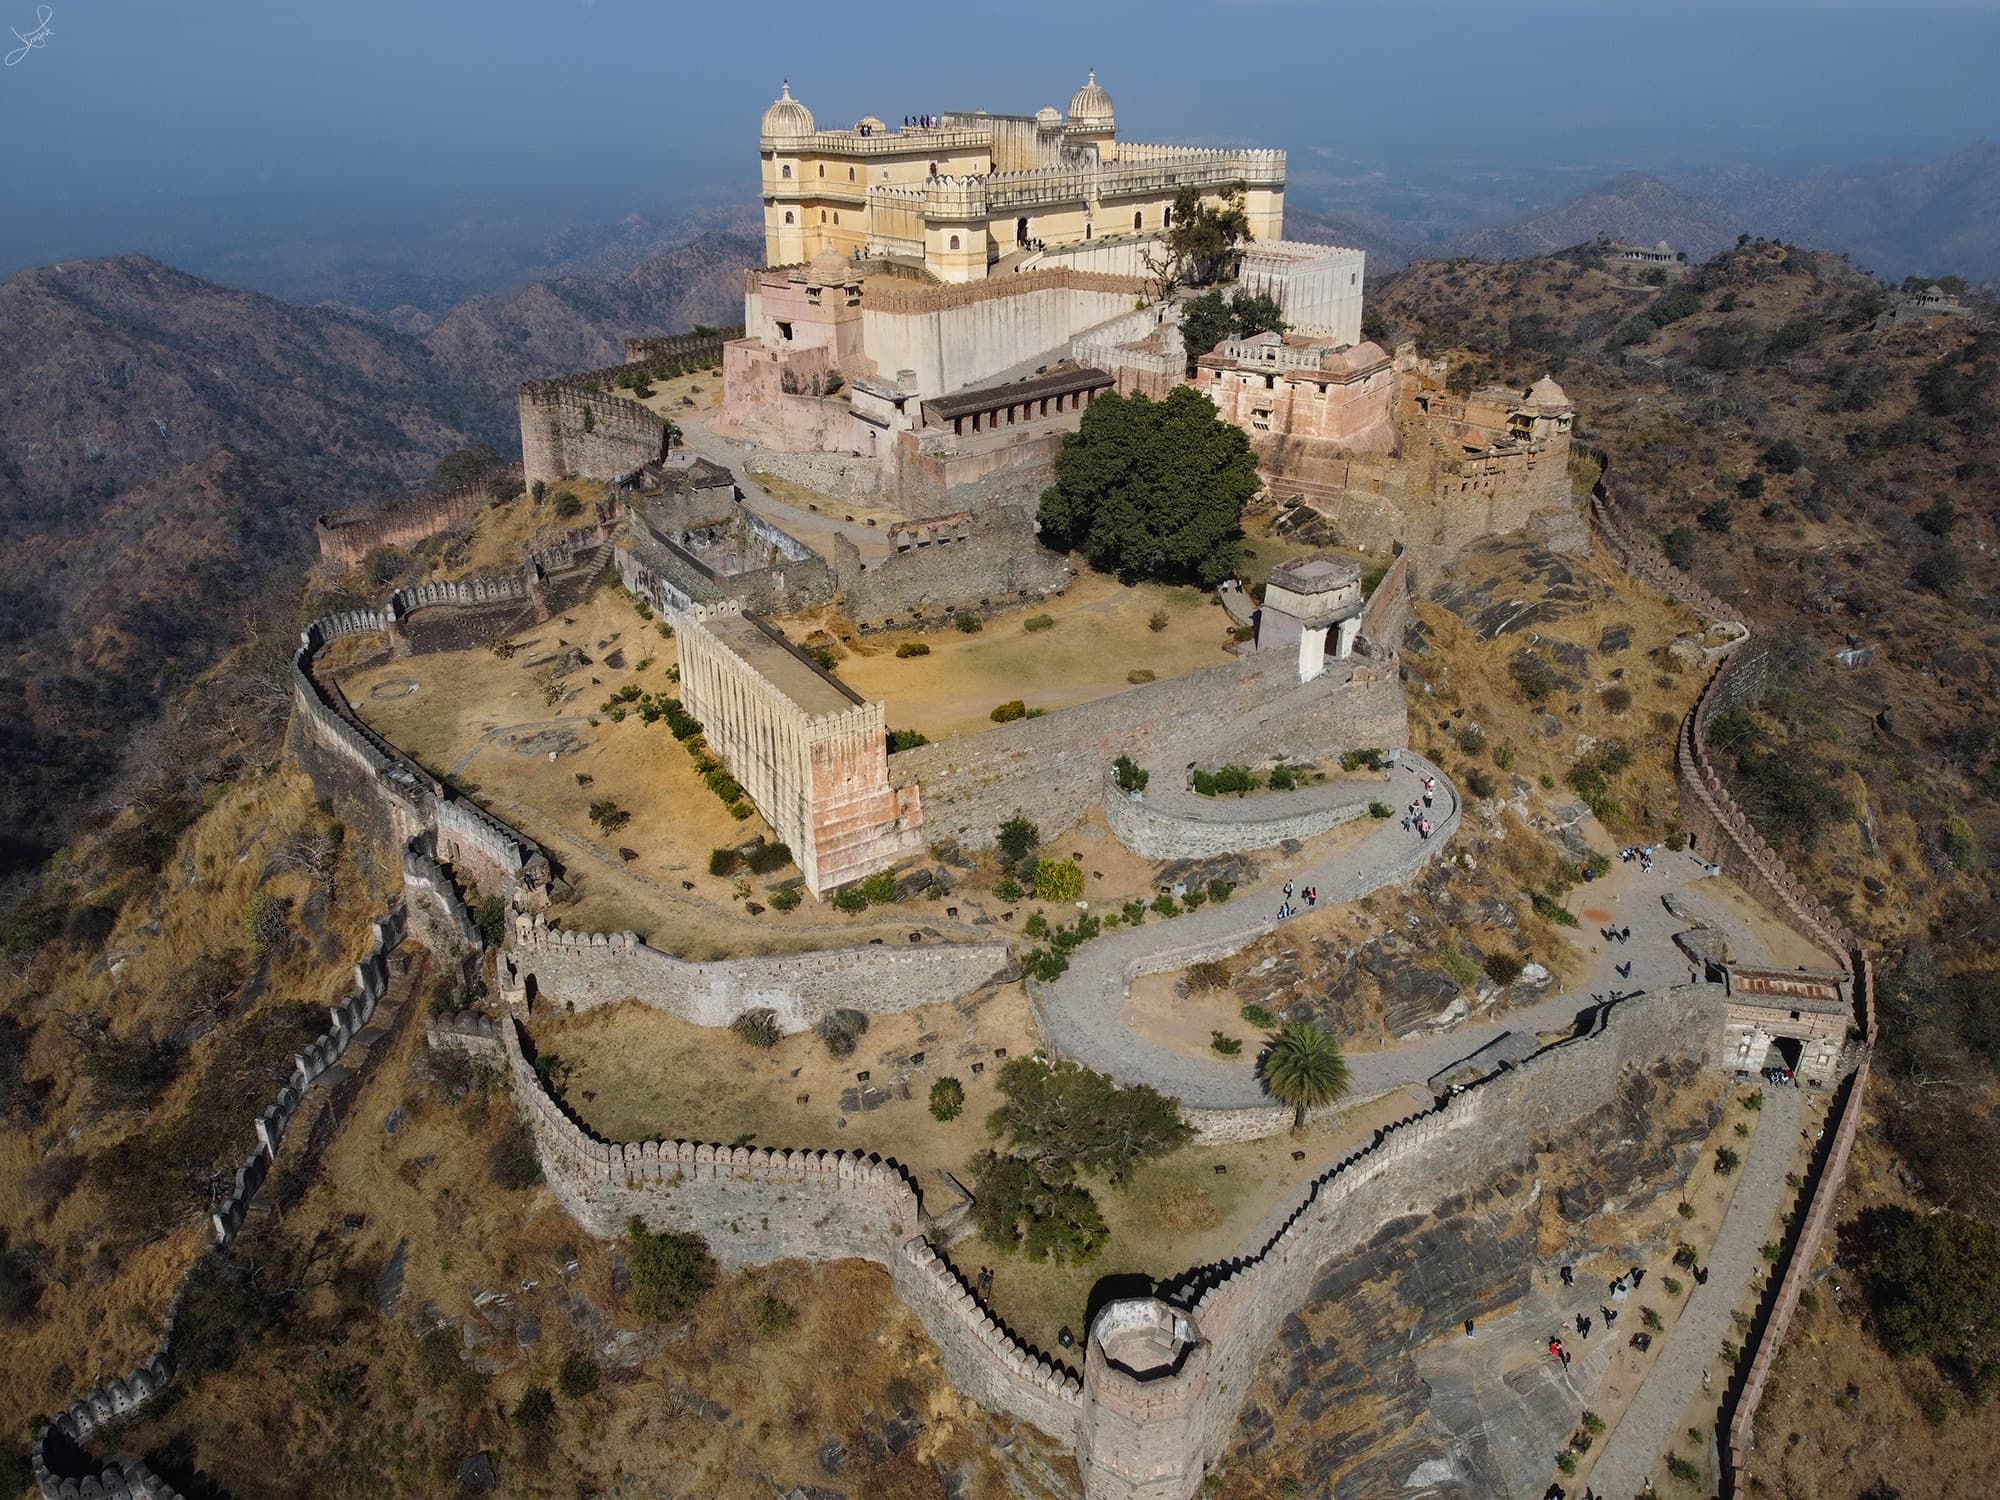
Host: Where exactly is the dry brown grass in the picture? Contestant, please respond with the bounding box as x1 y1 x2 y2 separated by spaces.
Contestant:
810 571 1236 740
1152 1185 1222 1233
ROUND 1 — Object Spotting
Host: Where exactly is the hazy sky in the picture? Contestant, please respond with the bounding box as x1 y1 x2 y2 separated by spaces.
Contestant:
4 0 1998 260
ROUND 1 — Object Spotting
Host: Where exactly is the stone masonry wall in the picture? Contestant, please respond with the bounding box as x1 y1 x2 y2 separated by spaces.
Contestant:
486 1013 1086 1437
891 660 1406 849
518 383 671 489
1102 768 1369 861
316 467 518 568
862 273 1146 395
509 916 1011 1032
33 907 414 1500
1088 985 1717 1499
833 506 1069 630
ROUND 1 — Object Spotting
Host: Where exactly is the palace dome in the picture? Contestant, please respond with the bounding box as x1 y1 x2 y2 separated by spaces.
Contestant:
762 81 815 141
1527 374 1571 408
1067 71 1113 126
806 243 850 287
1035 106 1063 127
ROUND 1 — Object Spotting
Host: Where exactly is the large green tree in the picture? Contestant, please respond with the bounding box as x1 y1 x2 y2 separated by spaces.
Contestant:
1259 1021 1352 1132
1180 289 1287 376
1037 387 1261 586
1160 184 1253 290
986 1055 1191 1184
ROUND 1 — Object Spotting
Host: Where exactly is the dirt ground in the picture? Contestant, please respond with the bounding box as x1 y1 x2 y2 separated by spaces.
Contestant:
805 571 1238 741
329 588 963 953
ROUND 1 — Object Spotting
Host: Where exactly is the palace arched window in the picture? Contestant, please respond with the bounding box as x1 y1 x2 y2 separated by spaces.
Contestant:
781 164 792 179
818 164 825 177
949 234 960 250
784 211 794 224
1133 211 1142 230
1163 206 1172 228
820 210 827 223
848 167 855 181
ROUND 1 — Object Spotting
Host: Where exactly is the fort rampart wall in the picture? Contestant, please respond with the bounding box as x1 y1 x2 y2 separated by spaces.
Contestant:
316 466 520 568
1588 463 1875 1498
833 505 1069 630
33 908 415 1500
505 915 1011 1031
891 658 1406 849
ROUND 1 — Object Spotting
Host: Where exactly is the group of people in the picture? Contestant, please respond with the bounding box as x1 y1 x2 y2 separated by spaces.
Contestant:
1619 845 1657 875
902 113 942 129
1275 879 1321 921
1398 775 1442 840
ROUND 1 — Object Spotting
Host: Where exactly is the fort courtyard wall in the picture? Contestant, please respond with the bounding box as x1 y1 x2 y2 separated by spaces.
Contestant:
315 466 519 569
832 506 1069 630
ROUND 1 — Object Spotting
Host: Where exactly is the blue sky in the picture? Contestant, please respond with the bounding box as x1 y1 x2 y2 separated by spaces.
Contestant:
3 0 1997 256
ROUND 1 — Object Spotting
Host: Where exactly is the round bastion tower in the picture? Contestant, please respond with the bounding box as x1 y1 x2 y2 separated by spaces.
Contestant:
1078 1298 1211 1500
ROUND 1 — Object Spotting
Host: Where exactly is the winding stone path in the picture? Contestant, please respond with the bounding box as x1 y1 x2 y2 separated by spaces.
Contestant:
1582 1083 1803 1498
1038 754 1466 1107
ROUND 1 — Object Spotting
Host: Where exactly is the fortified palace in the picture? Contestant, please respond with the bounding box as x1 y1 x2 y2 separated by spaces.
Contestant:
37 73 1870 1500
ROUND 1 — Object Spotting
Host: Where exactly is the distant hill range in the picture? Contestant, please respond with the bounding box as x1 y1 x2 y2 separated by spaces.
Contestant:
0 233 754 860
1449 143 2000 281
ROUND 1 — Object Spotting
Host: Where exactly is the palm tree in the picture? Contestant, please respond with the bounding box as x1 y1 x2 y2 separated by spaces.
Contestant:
1260 1021 1351 1133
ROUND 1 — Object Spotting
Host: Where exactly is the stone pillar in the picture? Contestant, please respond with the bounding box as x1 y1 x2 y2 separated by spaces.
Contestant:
1334 616 1360 659
1297 624 1328 684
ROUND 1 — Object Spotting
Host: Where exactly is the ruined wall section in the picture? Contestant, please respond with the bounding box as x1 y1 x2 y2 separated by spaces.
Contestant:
316 467 519 568
507 915 1009 1031
834 506 1069 630
518 382 670 489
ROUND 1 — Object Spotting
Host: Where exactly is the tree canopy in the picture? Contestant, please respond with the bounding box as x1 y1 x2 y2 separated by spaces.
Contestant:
1180 289 1286 376
986 1055 1191 1183
1844 1205 2000 1397
1161 184 1253 290
1037 386 1261 586
1259 1021 1352 1130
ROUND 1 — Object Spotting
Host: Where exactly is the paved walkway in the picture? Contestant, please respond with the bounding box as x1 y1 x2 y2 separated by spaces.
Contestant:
1038 754 1466 1106
1583 1083 1804 1498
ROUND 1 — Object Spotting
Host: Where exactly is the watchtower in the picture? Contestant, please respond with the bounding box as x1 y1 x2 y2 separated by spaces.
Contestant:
1259 555 1364 682
1077 1298 1210 1500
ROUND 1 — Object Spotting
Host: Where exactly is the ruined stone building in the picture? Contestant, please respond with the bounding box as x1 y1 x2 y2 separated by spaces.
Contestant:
676 604 923 896
759 74 1283 281
1197 332 1398 455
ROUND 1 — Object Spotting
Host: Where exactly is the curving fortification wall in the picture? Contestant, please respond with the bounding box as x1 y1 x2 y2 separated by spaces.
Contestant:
1588 459 1874 1498
1101 768 1369 861
486 1013 1085 1437
506 915 1011 1031
33 908 414 1500
518 382 671 489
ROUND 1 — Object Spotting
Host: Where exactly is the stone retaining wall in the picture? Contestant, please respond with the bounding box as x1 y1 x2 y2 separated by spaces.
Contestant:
505 915 1011 1031
1102 767 1369 860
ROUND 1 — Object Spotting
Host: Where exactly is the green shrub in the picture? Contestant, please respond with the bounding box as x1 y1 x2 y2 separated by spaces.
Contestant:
1581 1410 1605 1436
490 1121 543 1190
768 887 801 912
1113 755 1150 794
1206 878 1235 903
997 816 1040 867
1665 1453 1699 1486
1268 765 1297 791
816 1008 867 1056
1210 1032 1243 1056
1555 1452 1577 1476
1033 859 1085 903
995 878 1023 902
552 491 583 518
512 1382 557 1441
990 699 1027 722
955 611 982 633
832 887 868 913
929 1077 966 1121
860 871 898 905
896 640 931 658
1493 743 1515 771
1339 748 1386 772
1455 724 1487 755
1465 768 1497 799
1663 1275 1684 1297
1369 800 1393 819
1152 894 1181 918
728 801 754 821
1192 765 1260 797
1240 1003 1278 1028
1601 684 1633 713
1483 952 1525 986
708 848 740 877
1508 653 1556 703
1714 1146 1741 1175
1127 668 1157 683
744 842 793 874
749 1292 797 1336
1024 614 1055 632
557 1351 600 1399
1122 900 1147 924
731 1010 780 1048
1024 913 1049 939
1531 891 1579 927
627 1217 717 1319
474 895 508 949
